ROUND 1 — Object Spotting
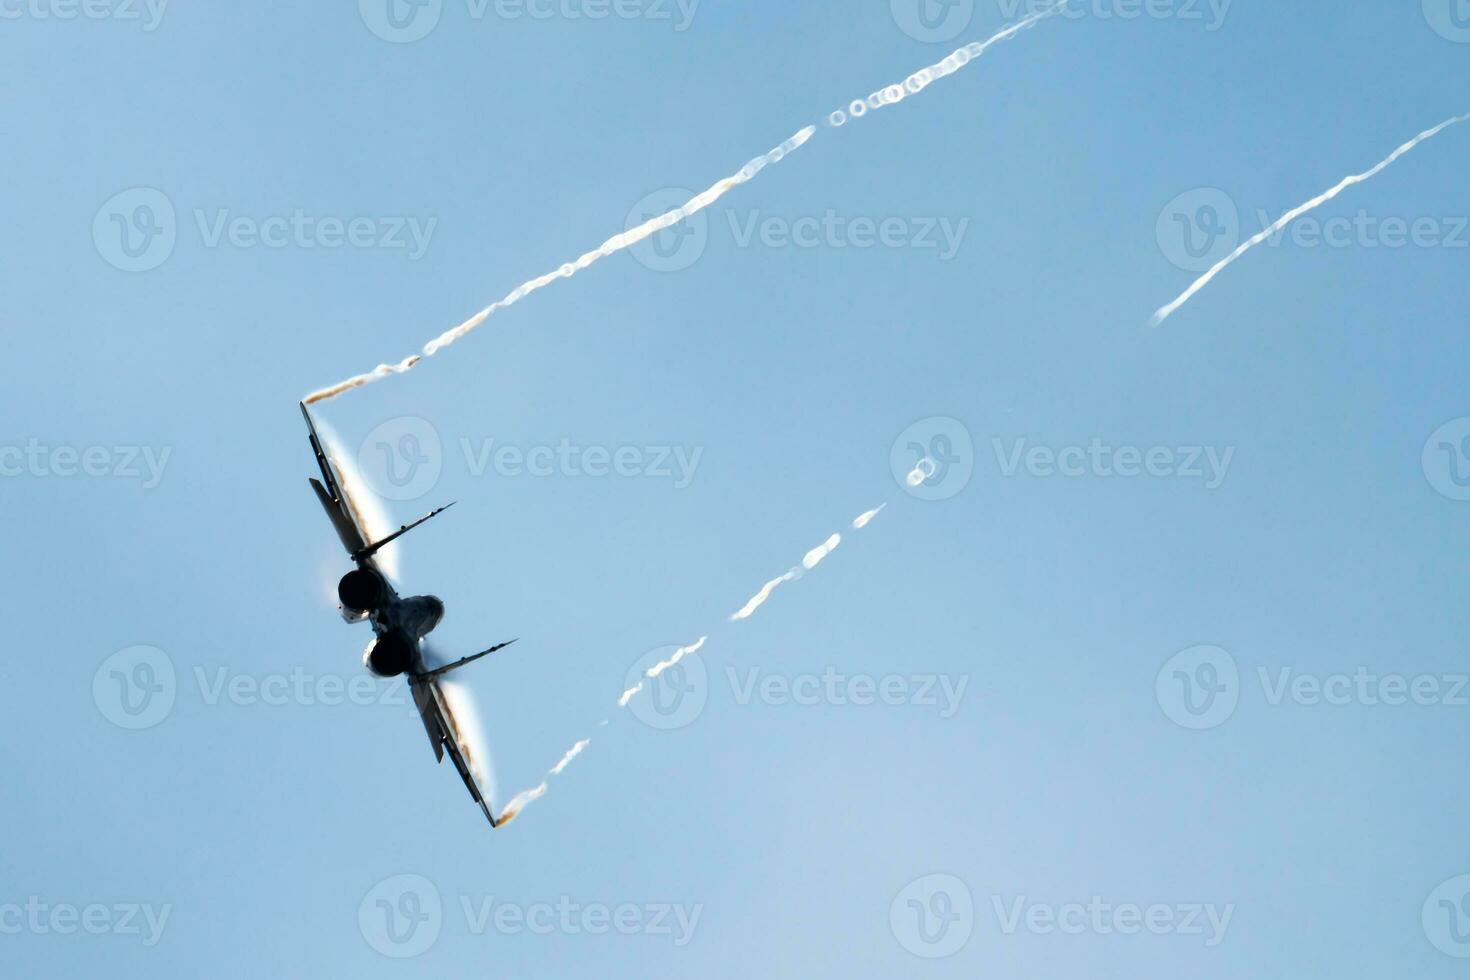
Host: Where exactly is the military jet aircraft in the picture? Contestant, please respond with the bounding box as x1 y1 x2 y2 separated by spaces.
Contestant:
302 403 513 828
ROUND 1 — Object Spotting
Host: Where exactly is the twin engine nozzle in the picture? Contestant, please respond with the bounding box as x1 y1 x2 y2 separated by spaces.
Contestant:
338 568 387 617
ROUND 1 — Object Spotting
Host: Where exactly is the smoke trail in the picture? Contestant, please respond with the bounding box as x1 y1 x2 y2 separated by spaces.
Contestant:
499 737 593 824
305 126 816 404
306 5 1068 404
825 0 1072 129
727 499 898 623
803 533 842 570
730 569 800 623
645 636 708 679
618 636 708 706
549 738 591 776
1151 111 1470 327
498 783 546 825
502 485 913 824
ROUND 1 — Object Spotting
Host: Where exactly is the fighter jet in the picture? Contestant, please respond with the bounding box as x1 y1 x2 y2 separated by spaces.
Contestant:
302 403 513 828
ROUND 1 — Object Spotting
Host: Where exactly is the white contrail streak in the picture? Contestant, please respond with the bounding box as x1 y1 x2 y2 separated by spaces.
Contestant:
1151 111 1470 327
727 502 892 623
549 738 591 776
644 636 708 679
826 1 1071 129
305 126 815 404
618 636 708 706
306 5 1069 403
803 534 842 570
729 569 800 623
505 491 904 823
499 738 593 824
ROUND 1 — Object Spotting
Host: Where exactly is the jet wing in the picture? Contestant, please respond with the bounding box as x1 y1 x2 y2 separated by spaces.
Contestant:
301 403 371 557
409 675 500 828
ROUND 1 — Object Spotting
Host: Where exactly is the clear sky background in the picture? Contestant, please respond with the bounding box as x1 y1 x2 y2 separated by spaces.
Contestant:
4 1 1469 976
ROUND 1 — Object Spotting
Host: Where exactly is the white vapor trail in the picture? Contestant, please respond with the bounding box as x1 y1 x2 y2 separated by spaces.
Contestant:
498 471 930 823
1151 111 1470 327
304 126 815 404
499 738 592 824
305 5 1069 403
826 1 1071 129
729 570 799 623
618 636 708 705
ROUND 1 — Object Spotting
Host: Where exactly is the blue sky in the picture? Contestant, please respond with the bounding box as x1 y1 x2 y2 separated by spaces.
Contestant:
3 1 1469 976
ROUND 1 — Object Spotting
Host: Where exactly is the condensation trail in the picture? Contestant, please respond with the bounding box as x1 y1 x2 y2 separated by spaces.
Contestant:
729 570 800 623
618 636 708 705
825 0 1072 129
499 737 592 824
497 466 937 824
306 5 1069 404
1151 111 1470 327
304 126 815 404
